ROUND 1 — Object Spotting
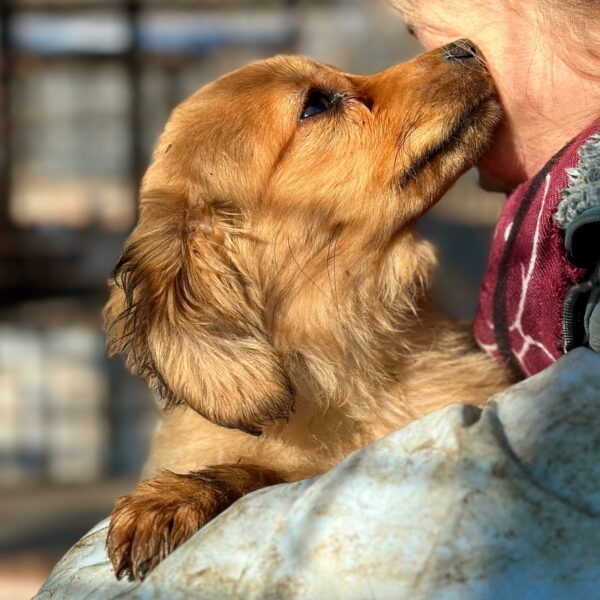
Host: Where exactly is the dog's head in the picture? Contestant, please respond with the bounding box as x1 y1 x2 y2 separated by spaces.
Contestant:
105 41 500 434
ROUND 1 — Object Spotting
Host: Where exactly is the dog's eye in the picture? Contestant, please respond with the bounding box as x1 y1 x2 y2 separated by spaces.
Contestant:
300 90 338 121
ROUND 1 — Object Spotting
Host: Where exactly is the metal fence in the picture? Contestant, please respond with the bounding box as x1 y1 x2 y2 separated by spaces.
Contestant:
1 0 300 301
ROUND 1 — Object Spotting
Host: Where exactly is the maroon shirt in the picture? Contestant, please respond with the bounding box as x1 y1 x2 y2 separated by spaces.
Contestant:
474 119 600 378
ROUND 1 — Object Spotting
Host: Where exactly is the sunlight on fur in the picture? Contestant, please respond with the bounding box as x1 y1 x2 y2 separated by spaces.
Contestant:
104 43 512 581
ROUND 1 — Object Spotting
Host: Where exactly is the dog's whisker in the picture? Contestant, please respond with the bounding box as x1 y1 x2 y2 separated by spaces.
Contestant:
287 235 330 300
332 226 342 320
326 223 343 322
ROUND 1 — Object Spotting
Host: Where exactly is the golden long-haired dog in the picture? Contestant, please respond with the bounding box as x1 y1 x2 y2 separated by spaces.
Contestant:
105 40 511 580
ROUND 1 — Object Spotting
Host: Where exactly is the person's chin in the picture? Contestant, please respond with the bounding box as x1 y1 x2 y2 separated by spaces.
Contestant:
475 129 526 194
477 169 516 194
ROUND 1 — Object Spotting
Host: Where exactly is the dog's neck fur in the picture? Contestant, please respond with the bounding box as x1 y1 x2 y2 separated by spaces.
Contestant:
272 302 508 452
254 228 511 467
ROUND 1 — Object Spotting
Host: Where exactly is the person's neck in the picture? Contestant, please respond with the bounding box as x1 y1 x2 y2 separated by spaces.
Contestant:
480 42 600 190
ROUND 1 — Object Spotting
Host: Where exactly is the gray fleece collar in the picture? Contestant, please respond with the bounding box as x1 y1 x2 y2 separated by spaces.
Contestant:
555 132 600 229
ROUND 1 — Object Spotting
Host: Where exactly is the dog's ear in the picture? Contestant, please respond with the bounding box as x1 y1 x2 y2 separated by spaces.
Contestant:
104 190 294 436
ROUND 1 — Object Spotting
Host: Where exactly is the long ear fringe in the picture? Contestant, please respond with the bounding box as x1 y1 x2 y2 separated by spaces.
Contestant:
104 210 295 435
105 241 185 411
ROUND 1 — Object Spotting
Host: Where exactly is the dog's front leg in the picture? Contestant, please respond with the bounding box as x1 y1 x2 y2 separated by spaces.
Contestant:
106 464 283 581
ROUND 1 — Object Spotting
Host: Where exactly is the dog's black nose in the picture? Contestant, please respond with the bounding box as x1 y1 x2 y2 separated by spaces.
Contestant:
444 40 479 61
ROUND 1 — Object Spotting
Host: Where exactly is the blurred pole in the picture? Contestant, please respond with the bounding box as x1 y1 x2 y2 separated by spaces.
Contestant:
126 0 143 212
284 0 301 51
0 0 12 227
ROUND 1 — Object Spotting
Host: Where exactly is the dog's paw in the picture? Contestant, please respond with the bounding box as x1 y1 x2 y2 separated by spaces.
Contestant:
106 472 217 581
106 465 282 581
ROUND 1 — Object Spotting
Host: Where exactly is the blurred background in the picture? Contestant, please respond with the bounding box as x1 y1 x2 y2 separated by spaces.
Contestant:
0 0 504 597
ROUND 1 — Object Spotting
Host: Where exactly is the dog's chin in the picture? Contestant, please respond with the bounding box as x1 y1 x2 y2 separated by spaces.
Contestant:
395 95 502 198
451 95 502 165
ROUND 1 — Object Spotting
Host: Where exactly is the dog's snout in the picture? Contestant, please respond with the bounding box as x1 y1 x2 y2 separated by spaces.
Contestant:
443 40 479 62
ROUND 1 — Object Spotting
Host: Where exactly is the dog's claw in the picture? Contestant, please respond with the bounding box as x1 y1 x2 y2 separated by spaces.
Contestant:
107 472 230 581
106 466 282 581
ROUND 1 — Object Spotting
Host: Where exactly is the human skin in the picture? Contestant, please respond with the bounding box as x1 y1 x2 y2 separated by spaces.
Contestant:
392 0 600 190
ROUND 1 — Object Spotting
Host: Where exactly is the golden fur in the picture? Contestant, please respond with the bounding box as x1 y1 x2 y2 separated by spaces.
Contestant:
105 43 511 580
